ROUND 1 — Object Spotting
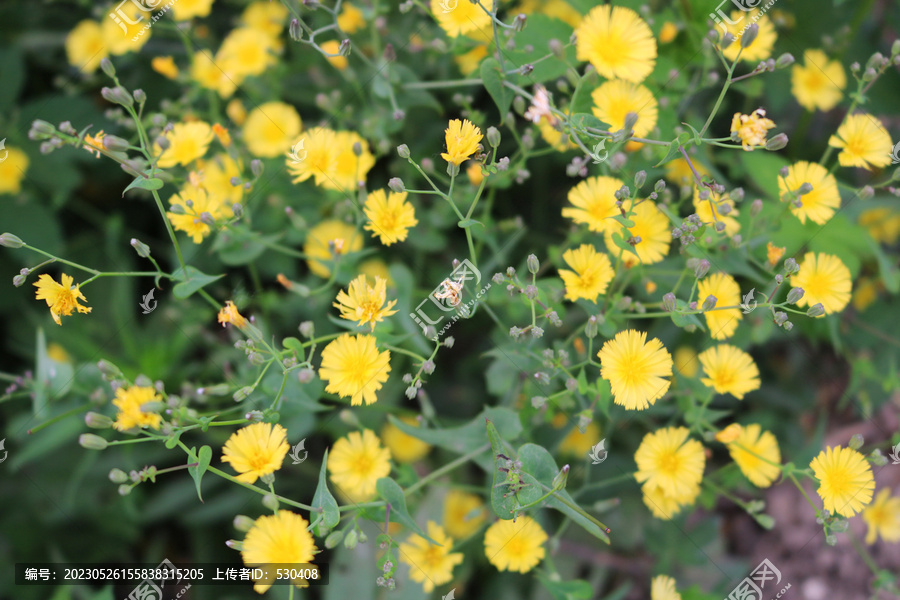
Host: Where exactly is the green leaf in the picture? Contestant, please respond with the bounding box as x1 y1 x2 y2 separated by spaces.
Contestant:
538 575 593 600
172 266 225 299
486 419 519 520
457 218 484 229
569 113 609 133
480 58 512 122
311 449 340 537
653 132 691 167
187 445 212 503
282 337 306 362
611 214 636 229
164 431 182 449
375 478 437 544
867 236 900 293
610 231 639 259
386 406 521 470
516 443 610 544
122 176 164 197
576 368 588 395
670 299 706 331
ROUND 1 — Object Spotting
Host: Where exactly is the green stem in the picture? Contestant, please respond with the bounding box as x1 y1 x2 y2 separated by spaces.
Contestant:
27 402 92 434
404 443 490 496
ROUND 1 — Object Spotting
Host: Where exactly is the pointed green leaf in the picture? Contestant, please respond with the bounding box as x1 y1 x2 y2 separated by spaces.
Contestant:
457 218 484 229
282 337 306 362
375 478 438 544
480 58 511 122
311 448 340 537
187 445 212 502
172 266 225 299
122 176 163 197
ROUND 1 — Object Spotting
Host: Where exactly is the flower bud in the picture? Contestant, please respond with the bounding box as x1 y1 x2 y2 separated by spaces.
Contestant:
344 529 359 550
118 484 133 496
251 159 264 178
262 493 279 512
694 259 710 279
130 238 151 258
31 119 55 137
531 396 547 409
720 32 736 47
786 287 804 304
133 89 147 104
233 515 256 532
79 433 109 450
233 385 254 402
858 185 874 200
486 126 501 148
154 135 170 151
0 232 25 248
765 133 788 151
702 295 717 311
232 203 243 218
750 198 763 216
97 359 123 379
623 112 639 132
388 177 405 193
513 13 527 31
109 468 129 483
397 144 410 159
289 18 302 41
100 57 116 78
848 433 864 450
775 53 795 68
806 303 825 318
740 24 759 48
339 39 351 57
526 254 539 274
784 257 799 274
85 411 114 429
325 530 344 549
13 274 26 287
662 292 677 313
633 170 647 189
773 311 788 325
584 316 599 339
101 86 134 108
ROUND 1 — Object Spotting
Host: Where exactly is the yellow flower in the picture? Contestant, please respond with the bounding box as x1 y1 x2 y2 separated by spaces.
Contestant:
791 252 852 315
151 56 179 79
242 102 302 158
693 188 740 237
0 146 29 194
217 300 247 329
441 119 483 165
603 200 671 267
730 108 776 151
112 386 163 431
517 0 581 28
319 334 391 406
721 11 777 63
155 121 214 168
196 153 243 205
303 219 363 278
327 429 391 502
399 521 464 592
635 427 705 504
65 20 107 73
591 80 659 139
101 2 150 55
171 0 215 21
166 185 229 243
698 345 760 400
810 445 875 517
673 346 698 378
562 176 623 233
443 490 487 539
860 207 900 245
725 424 781 488
665 157 709 187
715 423 743 444
221 422 290 484
333 274 398 329
241 511 318 594
697 273 742 340
557 418 601 457
791 50 846 112
217 27 277 80
241 1 288 38
431 0 491 38
484 516 547 573
536 116 577 152
359 259 393 286
651 575 682 600
82 130 106 158
338 3 366 33
320 40 349 70
330 130 375 192
191 51 237 98
381 416 431 463
658 22 679 44
287 127 338 188
466 161 484 185
455 44 489 76
559 244 614 303
766 242 785 267
575 5 656 83
227 99 247 125
828 113 893 170
863 489 900 545
598 329 673 410
779 161 840 225
852 277 879 312
364 189 418 245
47 343 72 364
33 273 92 326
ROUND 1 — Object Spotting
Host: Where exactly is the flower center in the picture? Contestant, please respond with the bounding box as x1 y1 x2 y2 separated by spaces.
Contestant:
657 453 681 475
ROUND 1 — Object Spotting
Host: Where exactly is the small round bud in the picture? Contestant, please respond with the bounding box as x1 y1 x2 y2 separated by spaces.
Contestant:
85 411 114 429
133 89 147 104
397 144 410 159
486 126 501 148
526 254 539 274
806 303 825 318
584 316 599 339
694 259 710 279
701 295 717 311
740 24 759 48
766 133 788 151
109 468 129 483
786 287 804 304
100 57 116 78
848 433 864 450
662 292 677 313
130 238 151 258
750 199 763 216
262 493 279 512
388 177 405 193
79 433 109 450
0 233 25 248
